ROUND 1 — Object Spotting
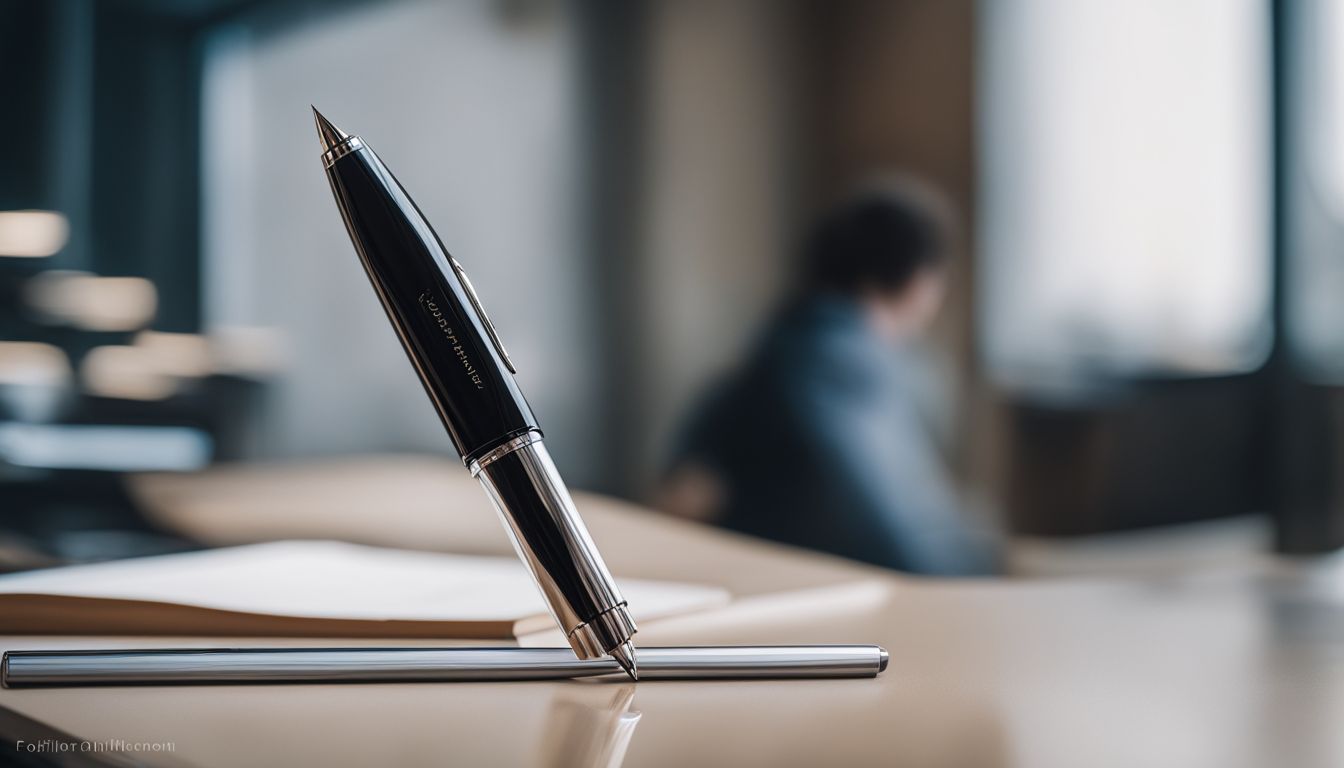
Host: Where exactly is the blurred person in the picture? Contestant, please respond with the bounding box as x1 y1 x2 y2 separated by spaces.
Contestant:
661 180 999 575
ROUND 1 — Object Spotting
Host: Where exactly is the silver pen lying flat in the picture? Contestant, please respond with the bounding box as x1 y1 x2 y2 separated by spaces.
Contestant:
1 646 889 688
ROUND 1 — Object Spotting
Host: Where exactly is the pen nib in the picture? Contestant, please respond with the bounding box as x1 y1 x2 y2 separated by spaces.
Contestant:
312 106 351 153
610 641 638 681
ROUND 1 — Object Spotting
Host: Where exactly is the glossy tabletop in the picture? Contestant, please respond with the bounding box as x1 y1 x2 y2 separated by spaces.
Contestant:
2 457 1341 768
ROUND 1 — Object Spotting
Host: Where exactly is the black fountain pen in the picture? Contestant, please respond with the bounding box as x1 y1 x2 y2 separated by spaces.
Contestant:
313 108 638 679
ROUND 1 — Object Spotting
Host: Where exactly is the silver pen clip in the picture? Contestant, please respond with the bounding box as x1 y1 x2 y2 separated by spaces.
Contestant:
449 255 516 374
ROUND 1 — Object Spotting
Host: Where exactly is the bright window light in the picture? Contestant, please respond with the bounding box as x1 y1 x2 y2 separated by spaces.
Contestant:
979 0 1272 388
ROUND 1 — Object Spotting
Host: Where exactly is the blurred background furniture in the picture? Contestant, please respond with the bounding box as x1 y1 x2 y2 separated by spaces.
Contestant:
4 0 1344 572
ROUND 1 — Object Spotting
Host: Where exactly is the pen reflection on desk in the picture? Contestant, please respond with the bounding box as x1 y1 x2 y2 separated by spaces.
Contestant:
541 686 641 768
313 107 638 678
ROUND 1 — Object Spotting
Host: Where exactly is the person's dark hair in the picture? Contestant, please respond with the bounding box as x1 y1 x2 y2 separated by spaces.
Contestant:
801 182 951 297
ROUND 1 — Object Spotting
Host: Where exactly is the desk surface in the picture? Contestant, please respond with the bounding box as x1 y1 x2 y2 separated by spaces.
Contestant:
3 457 1343 768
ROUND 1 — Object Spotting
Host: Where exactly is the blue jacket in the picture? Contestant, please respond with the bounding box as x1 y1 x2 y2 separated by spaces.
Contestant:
673 297 998 575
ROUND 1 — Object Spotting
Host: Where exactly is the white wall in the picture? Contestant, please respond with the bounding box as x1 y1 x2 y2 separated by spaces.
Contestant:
201 0 601 482
631 0 794 489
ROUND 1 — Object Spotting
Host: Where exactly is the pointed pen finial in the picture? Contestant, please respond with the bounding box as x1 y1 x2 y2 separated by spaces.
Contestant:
312 106 351 153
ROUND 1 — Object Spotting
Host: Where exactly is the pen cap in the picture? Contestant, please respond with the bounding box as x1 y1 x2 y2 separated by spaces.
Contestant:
471 433 636 658
322 139 540 463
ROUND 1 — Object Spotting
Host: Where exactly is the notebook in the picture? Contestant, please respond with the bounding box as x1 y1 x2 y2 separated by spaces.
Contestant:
0 540 730 639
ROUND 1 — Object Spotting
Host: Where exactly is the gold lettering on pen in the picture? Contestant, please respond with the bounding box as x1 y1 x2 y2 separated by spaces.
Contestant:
420 292 486 390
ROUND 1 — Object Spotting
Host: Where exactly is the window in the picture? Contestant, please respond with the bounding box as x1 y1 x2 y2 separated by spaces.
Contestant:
978 0 1272 388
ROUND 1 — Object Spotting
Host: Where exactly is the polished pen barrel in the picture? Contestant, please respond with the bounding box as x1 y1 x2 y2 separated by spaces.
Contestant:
314 108 636 671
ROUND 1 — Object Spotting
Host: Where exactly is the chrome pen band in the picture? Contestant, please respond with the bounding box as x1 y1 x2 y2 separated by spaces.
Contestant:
2 646 889 687
321 136 365 168
467 431 544 476
567 603 638 659
473 439 636 659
